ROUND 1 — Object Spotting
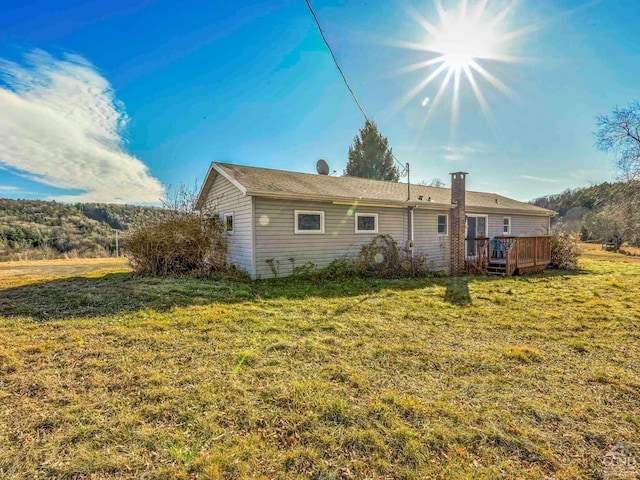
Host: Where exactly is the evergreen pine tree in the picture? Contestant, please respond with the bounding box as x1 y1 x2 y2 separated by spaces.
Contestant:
344 120 400 181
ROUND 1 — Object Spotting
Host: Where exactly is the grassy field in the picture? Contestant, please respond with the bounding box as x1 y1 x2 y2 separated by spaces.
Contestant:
0 252 638 479
0 257 129 286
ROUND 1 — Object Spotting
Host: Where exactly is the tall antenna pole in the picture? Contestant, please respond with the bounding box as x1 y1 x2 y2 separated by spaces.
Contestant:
406 163 411 201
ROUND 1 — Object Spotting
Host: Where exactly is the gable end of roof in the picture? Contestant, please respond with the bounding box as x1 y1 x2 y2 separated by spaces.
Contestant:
195 162 248 210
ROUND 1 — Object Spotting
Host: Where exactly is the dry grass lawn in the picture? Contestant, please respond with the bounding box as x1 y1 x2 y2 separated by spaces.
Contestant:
0 252 638 479
0 257 130 288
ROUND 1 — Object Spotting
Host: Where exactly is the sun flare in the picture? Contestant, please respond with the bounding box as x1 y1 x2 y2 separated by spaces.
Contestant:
391 0 536 132
431 13 501 69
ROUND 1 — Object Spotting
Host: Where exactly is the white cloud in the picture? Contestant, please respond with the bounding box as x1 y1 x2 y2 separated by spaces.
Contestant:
520 175 560 183
439 144 489 162
0 50 164 203
0 185 19 192
569 168 612 183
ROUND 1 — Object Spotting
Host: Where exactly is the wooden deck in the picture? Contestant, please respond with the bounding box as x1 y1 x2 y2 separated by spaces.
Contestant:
465 236 552 276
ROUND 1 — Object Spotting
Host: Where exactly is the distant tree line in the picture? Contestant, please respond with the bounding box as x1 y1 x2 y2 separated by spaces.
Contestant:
0 199 164 260
530 100 640 251
531 181 640 249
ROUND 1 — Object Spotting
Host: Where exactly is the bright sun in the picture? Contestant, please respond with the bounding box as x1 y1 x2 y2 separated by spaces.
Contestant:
432 13 501 69
391 0 535 131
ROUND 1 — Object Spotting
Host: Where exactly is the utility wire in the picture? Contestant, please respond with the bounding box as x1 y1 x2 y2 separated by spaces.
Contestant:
304 0 407 175
304 0 368 120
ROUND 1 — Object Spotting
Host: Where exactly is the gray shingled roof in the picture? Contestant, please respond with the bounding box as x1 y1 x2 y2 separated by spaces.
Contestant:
198 162 554 216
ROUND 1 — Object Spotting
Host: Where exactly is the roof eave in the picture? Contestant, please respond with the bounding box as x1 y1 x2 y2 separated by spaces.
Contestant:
334 200 455 210
213 163 248 195
195 162 248 211
466 206 556 217
194 163 217 211
247 190 454 209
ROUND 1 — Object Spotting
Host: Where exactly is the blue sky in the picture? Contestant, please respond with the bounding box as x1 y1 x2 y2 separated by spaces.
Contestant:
0 0 638 203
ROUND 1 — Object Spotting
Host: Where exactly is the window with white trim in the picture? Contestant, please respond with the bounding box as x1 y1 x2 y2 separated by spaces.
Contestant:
294 210 325 234
355 213 378 233
223 212 234 234
503 217 511 234
437 214 448 236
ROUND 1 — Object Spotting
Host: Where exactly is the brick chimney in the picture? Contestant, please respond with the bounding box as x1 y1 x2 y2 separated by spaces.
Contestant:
450 172 468 275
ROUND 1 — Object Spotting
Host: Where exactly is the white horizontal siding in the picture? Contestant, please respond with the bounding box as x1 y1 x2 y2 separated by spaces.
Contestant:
487 214 549 238
201 174 253 275
254 198 408 278
413 209 451 274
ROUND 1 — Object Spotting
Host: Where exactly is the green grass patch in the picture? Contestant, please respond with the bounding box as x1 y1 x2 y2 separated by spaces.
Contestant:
0 251 638 478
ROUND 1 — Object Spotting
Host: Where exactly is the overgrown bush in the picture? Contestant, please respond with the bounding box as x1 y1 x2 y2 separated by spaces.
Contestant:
309 235 433 280
260 235 434 281
550 232 581 270
356 234 402 278
355 234 434 278
314 258 359 280
125 214 226 276
125 182 229 276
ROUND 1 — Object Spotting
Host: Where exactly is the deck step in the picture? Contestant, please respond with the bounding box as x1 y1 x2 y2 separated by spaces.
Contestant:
487 263 507 276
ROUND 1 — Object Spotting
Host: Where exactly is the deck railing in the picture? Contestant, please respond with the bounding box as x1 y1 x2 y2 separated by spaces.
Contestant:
465 237 491 274
495 235 552 275
466 236 552 276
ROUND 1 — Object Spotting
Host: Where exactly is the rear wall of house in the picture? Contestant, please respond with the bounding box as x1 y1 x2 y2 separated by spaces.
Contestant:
487 214 549 237
201 175 253 274
253 198 413 278
413 209 451 274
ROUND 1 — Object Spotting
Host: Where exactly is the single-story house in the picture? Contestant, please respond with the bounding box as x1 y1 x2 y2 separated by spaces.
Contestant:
195 162 556 278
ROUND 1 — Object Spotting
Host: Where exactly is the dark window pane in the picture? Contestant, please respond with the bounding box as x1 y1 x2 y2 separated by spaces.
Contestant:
226 215 233 232
437 215 447 234
298 213 321 231
357 215 375 231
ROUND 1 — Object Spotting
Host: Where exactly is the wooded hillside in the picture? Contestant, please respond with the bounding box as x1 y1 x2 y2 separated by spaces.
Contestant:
531 181 640 248
0 199 164 260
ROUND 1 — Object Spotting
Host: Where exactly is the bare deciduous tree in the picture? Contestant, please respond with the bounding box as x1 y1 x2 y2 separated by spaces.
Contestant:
162 180 200 215
582 182 640 249
419 178 446 188
596 100 640 181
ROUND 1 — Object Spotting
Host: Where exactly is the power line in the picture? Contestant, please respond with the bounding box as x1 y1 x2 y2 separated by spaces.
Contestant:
304 0 368 121
392 154 408 176
304 0 408 175
304 4 408 176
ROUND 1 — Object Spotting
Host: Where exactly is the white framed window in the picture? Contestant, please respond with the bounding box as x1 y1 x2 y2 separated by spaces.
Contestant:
437 214 448 236
294 210 325 234
503 217 511 234
355 213 378 234
223 212 234 234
